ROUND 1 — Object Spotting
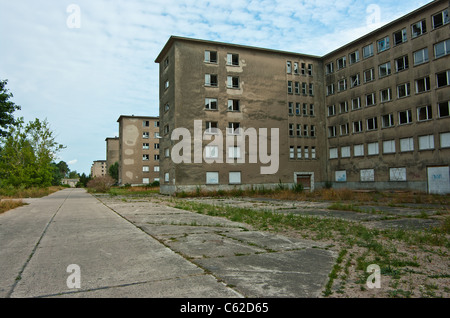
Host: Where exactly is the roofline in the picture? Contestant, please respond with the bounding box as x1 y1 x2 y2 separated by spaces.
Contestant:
322 0 440 59
117 115 159 122
155 35 322 63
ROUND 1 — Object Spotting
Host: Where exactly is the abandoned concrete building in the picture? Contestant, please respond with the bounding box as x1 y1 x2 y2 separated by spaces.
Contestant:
117 115 160 186
155 0 450 195
105 137 119 173
90 160 107 178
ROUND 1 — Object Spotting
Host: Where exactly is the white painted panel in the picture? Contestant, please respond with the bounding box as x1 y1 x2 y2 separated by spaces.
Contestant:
428 166 450 194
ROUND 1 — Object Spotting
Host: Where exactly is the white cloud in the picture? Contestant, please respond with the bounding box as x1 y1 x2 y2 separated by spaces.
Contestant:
68 159 78 165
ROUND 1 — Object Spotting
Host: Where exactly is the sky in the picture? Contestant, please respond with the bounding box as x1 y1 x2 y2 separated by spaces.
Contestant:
0 0 430 175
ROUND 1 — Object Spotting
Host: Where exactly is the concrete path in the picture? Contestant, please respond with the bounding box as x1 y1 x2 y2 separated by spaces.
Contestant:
0 189 336 298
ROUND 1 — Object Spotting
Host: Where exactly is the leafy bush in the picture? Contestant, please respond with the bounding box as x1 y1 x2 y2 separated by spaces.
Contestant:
86 175 115 193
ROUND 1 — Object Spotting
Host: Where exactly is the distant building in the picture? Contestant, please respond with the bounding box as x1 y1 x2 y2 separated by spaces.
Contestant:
62 178 79 188
117 115 160 186
105 137 119 172
155 0 450 195
91 160 107 178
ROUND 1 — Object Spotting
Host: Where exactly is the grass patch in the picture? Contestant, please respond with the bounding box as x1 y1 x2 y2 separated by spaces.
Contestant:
0 186 62 199
0 199 27 214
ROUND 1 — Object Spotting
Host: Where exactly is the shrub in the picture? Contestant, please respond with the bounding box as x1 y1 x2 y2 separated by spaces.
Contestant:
86 175 115 193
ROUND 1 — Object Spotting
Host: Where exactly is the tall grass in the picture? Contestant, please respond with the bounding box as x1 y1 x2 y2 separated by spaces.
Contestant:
0 199 27 214
0 186 62 199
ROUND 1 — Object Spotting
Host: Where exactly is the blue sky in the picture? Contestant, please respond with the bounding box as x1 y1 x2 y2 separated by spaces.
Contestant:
0 0 429 175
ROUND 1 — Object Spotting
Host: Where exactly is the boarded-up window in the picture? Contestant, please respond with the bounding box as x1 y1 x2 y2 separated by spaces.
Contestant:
206 172 219 184
400 137 414 152
390 168 407 181
335 170 346 182
229 172 241 184
360 169 375 182
440 132 450 148
419 135 435 150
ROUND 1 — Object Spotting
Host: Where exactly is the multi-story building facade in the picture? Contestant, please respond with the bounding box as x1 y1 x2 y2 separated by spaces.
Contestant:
155 0 450 195
105 137 119 172
91 160 107 178
117 115 160 186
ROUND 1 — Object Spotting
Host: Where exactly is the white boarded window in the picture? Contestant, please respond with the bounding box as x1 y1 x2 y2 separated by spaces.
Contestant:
440 132 450 148
368 142 379 155
341 146 351 158
228 146 241 159
330 148 338 159
335 170 347 182
142 166 150 172
354 144 364 157
206 172 219 184
418 135 435 150
229 172 241 184
390 167 407 181
400 137 414 152
142 178 150 184
360 169 375 182
164 172 169 182
383 140 396 153
205 145 219 158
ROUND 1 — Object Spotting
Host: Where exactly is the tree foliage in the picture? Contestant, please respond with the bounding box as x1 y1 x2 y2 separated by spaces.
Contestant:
0 118 65 188
0 79 21 137
108 161 119 183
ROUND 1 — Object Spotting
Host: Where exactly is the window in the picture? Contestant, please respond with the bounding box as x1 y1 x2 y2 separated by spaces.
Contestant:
206 121 218 134
377 36 390 52
155 121 160 127
340 123 349 136
415 76 430 93
390 168 406 181
360 169 375 182
328 105 336 116
143 132 149 139
296 146 302 159
413 48 429 65
228 122 241 135
432 9 449 29
287 61 292 73
301 63 306 75
326 84 334 96
155 132 160 138
382 113 395 128
395 55 409 72
143 166 149 172
379 62 391 77
227 76 239 89
289 124 294 137
338 79 347 92
341 146 351 158
352 97 361 110
302 103 308 116
328 126 337 137
164 172 169 182
364 68 375 82
154 154 160 161
163 57 169 69
308 64 313 76
368 142 379 155
288 102 294 115
205 98 218 110
310 104 315 116
289 146 295 159
205 145 219 158
287 81 293 94
440 132 450 148
400 137 414 152
363 43 374 59
296 124 301 137
438 101 450 118
164 80 169 89
326 62 334 74
163 124 169 135
380 88 392 103
154 166 160 172
309 83 314 96
205 50 217 63
164 148 170 158
397 83 411 98
205 74 218 87
303 124 309 137
365 93 376 106
143 120 150 127
418 135 435 150
295 103 301 115
229 172 241 184
335 170 347 182
164 103 170 112
436 70 450 88
411 20 426 38
228 99 240 112
304 146 309 159
350 74 360 87
154 143 160 149
294 62 299 74
302 83 307 95
143 154 149 161
228 146 241 159
311 147 316 159
339 101 348 113
353 120 363 133
349 50 360 64
434 39 450 58
311 125 316 137
354 144 364 157
227 53 239 66
366 117 378 131
206 172 219 184
417 105 432 121
143 143 149 150
337 56 346 69
294 82 300 94
393 28 407 45
142 178 149 185
329 148 338 159
383 140 396 154
399 109 412 125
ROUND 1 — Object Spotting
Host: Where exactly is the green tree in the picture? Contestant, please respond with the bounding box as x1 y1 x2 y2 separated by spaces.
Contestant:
78 173 91 188
0 79 21 137
56 160 70 178
0 118 65 188
68 170 79 179
108 161 119 183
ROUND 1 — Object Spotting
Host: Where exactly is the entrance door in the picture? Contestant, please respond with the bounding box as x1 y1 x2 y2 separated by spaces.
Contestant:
427 166 450 194
297 175 311 190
